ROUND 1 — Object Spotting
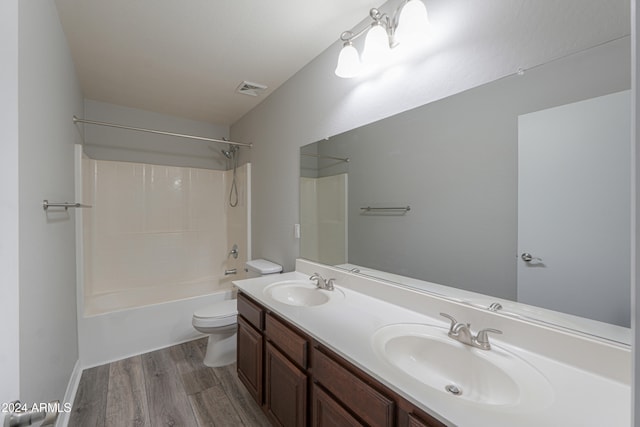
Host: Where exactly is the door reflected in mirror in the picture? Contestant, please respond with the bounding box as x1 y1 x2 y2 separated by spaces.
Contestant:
299 37 631 344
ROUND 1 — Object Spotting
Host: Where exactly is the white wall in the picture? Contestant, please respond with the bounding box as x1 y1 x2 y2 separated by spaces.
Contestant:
0 0 20 412
231 0 630 273
18 0 83 405
83 99 230 170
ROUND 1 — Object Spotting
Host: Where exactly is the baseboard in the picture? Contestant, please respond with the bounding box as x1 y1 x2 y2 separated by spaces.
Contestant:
55 359 82 427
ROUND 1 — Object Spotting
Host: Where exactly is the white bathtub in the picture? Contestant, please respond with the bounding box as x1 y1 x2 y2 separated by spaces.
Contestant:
75 151 251 368
79 283 236 368
84 277 236 316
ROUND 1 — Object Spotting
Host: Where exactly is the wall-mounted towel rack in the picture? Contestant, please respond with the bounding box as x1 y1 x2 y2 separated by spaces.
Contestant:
360 206 411 212
301 153 350 163
43 200 92 211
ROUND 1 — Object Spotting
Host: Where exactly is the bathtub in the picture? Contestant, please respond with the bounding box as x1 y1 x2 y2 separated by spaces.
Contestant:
75 149 251 368
79 282 236 368
84 277 236 316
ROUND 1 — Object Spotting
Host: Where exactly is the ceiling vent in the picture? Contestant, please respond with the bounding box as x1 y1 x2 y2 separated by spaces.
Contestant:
235 81 268 97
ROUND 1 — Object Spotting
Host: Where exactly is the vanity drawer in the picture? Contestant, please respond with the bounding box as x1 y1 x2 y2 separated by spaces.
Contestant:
312 347 394 427
265 313 308 369
312 383 363 427
237 292 264 331
398 397 447 427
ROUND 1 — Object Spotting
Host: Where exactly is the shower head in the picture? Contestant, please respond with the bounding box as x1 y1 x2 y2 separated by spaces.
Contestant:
221 144 238 159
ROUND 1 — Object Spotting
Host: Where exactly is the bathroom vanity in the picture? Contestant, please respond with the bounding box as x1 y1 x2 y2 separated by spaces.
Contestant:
234 259 630 427
237 291 442 427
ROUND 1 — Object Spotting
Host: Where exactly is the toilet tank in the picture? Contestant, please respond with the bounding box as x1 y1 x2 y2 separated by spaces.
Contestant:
245 259 283 278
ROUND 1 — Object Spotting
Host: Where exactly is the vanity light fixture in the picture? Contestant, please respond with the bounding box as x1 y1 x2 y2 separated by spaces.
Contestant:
334 0 430 78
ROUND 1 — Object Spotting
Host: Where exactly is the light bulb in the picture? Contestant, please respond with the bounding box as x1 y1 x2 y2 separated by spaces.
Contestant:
396 0 430 45
335 42 361 78
362 23 391 67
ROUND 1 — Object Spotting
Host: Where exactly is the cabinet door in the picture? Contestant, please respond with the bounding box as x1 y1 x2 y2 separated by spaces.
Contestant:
408 414 431 427
312 384 363 427
313 347 394 427
237 316 263 404
398 400 447 427
265 342 307 427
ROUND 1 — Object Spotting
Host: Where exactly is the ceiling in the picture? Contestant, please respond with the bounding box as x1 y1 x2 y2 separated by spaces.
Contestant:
54 0 384 126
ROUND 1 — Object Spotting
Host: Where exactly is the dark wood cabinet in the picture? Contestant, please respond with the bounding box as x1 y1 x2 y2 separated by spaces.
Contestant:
237 315 263 404
312 347 394 427
407 414 432 427
265 341 308 427
397 397 447 427
311 384 363 427
265 313 308 369
236 291 448 427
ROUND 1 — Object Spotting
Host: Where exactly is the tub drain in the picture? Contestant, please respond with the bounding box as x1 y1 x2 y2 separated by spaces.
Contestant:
445 384 462 396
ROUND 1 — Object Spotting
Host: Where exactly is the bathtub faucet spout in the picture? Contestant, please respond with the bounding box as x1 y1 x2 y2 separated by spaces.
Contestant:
224 269 237 275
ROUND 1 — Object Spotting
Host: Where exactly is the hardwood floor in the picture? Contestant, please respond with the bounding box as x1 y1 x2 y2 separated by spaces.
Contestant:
69 338 271 427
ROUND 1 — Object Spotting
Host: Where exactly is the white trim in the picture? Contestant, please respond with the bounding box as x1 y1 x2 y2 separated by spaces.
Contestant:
246 162 252 262
632 0 639 425
55 359 82 427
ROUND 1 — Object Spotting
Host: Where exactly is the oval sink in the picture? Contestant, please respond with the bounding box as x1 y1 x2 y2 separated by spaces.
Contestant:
263 280 344 307
372 324 554 409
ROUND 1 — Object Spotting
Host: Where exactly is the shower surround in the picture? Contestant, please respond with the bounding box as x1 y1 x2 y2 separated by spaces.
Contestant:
77 154 249 366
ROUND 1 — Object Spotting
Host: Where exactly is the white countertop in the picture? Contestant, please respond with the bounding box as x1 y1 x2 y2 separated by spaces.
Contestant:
234 270 630 427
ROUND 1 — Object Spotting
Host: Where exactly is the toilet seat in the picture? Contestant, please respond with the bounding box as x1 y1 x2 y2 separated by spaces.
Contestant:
192 299 237 328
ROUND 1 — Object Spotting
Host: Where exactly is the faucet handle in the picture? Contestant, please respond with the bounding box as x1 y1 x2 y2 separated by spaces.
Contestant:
440 313 458 332
475 328 503 350
310 272 324 287
325 278 336 290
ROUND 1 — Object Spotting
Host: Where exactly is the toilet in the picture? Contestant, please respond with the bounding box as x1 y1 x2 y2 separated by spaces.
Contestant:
192 259 282 367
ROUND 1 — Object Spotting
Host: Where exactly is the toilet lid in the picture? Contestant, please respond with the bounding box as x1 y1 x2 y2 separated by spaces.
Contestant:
193 299 237 319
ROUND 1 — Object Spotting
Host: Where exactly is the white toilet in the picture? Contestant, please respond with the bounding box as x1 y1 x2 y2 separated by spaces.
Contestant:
192 259 282 367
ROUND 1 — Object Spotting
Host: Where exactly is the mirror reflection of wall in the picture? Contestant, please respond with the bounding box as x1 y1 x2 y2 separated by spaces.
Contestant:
300 151 349 265
299 37 631 332
517 91 630 327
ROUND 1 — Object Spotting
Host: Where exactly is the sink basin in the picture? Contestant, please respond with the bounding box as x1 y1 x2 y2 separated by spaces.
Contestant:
372 324 554 409
263 280 344 307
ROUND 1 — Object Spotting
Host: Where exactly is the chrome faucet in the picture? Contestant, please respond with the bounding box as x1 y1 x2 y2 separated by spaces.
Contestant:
228 244 239 259
309 273 335 291
440 313 502 350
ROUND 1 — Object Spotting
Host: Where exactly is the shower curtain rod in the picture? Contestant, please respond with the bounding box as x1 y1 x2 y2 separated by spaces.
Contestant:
73 116 252 148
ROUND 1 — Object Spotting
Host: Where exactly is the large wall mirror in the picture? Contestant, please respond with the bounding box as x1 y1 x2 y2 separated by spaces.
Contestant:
299 37 631 345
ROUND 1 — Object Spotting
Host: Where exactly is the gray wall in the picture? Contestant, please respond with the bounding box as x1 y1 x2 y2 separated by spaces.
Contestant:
0 0 20 409
83 99 230 170
18 0 83 405
231 0 630 275
309 39 629 300
231 1 634 420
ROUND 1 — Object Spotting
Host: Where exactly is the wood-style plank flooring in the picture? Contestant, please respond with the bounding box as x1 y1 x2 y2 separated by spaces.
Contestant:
68 338 271 427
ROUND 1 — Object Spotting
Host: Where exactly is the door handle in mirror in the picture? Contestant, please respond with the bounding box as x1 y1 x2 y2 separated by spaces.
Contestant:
521 253 543 263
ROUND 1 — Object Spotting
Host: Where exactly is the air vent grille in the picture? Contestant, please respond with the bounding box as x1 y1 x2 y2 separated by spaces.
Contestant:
235 81 268 97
